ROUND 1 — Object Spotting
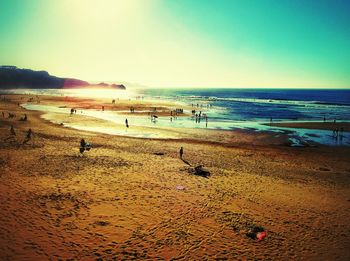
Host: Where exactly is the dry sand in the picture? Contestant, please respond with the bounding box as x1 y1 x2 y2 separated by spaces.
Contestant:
1 94 350 260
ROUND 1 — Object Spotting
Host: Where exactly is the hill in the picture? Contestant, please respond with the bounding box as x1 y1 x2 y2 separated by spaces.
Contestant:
0 66 126 90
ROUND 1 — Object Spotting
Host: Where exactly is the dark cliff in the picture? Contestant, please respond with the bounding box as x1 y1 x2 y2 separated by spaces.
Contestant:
0 66 126 90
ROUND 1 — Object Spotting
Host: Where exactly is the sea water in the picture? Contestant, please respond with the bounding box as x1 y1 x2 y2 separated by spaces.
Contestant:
141 88 350 122
4 88 350 146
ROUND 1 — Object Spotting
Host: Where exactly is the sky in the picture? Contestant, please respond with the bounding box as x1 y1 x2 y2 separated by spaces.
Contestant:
0 0 349 88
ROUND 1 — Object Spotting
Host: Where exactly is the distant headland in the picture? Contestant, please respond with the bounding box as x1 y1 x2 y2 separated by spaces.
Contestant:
0 66 126 90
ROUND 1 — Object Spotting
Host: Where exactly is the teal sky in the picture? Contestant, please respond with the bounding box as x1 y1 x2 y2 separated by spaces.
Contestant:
0 0 349 88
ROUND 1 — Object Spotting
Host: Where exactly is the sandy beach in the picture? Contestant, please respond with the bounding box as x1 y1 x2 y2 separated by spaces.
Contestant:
1 94 350 260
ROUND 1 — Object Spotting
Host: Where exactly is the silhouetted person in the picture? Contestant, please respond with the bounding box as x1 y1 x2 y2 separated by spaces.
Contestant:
10 125 15 136
80 138 86 154
102 106 104 111
4 125 16 141
179 147 183 159
125 118 129 128
23 128 32 144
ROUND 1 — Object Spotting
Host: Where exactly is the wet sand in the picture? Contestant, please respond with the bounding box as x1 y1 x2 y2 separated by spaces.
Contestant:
1 94 350 260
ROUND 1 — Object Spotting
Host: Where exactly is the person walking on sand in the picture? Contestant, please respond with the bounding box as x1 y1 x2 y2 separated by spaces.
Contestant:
23 128 32 144
125 118 129 128
179 147 184 159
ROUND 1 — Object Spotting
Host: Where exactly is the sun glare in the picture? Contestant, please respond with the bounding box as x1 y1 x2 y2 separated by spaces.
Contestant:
61 0 145 28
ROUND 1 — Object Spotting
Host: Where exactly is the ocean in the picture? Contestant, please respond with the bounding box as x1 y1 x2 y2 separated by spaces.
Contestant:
3 88 350 146
141 88 350 122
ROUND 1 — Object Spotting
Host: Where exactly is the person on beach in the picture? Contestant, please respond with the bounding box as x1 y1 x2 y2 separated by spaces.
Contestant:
179 147 184 159
70 108 74 115
23 128 32 144
20 114 27 121
80 138 86 154
206 116 208 128
102 106 104 111
79 138 92 154
4 125 16 141
10 125 15 136
125 118 129 128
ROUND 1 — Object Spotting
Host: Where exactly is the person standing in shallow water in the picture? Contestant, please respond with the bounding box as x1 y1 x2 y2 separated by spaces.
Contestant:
125 118 129 128
179 147 183 159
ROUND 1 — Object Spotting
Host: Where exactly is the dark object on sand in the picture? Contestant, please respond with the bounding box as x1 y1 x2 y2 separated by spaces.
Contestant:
154 152 164 156
179 146 183 159
246 225 266 241
94 220 110 226
20 114 27 121
188 165 210 177
22 128 33 144
80 138 92 154
10 125 16 136
181 158 191 166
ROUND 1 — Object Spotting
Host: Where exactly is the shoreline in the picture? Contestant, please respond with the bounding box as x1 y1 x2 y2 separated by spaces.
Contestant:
20 99 350 147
